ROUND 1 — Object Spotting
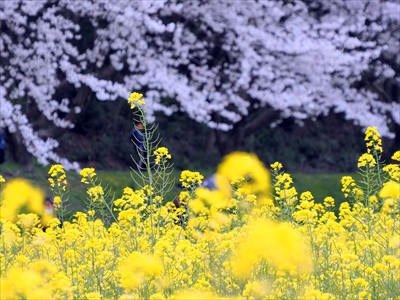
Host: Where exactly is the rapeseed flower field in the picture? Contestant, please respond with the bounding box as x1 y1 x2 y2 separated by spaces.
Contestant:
0 93 399 299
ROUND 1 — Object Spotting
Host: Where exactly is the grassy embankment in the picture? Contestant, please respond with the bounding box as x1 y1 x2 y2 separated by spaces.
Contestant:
0 160 357 218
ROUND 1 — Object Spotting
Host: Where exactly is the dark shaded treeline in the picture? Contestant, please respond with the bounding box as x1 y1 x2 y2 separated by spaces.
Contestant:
4 95 397 174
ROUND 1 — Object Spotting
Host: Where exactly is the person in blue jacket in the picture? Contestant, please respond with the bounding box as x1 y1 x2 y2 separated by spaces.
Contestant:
131 121 146 169
0 128 5 164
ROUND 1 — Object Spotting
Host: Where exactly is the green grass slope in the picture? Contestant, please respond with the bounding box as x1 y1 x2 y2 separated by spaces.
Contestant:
0 161 355 219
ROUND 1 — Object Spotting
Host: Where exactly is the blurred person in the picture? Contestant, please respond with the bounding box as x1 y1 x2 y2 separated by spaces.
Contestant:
0 128 5 164
44 197 55 214
42 197 62 230
130 121 146 169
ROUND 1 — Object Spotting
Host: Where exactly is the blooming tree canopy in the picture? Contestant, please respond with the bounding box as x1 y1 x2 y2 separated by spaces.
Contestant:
1 0 399 170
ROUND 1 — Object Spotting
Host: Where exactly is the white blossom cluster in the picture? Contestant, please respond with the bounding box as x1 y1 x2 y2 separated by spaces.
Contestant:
0 0 399 170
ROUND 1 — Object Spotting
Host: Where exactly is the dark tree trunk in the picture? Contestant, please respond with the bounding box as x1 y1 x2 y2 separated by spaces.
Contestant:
214 129 230 156
233 108 280 148
210 106 281 156
8 130 34 172
206 130 216 154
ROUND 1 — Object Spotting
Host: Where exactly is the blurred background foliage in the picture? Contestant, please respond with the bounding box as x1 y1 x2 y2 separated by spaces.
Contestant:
28 97 397 175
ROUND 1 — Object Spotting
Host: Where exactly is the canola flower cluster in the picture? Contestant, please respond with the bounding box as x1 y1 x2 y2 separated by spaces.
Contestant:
154 147 172 165
1 104 399 300
128 92 146 110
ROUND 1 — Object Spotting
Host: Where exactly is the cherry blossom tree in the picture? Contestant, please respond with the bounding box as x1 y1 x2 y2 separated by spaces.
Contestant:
1 0 399 170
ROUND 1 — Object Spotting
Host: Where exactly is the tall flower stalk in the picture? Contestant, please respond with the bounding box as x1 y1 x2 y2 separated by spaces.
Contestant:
127 92 175 247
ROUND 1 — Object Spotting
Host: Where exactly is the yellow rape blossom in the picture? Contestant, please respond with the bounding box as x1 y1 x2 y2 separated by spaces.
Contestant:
364 126 383 154
17 213 40 229
357 153 377 168
213 173 232 198
270 161 283 171
275 173 294 190
392 150 400 161
368 195 379 209
80 167 97 184
180 170 204 188
389 235 400 249
48 164 67 190
0 265 53 299
130 191 145 206
275 186 298 206
85 292 102 300
383 164 400 182
117 251 163 291
0 178 45 223
53 195 62 209
231 218 311 278
341 176 363 200
149 293 165 300
172 289 215 299
217 152 271 206
195 187 230 209
48 164 65 177
323 196 335 208
379 181 400 199
128 92 145 109
302 289 334 300
87 186 105 202
243 281 270 299
119 294 139 300
153 146 172 164
188 198 206 214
